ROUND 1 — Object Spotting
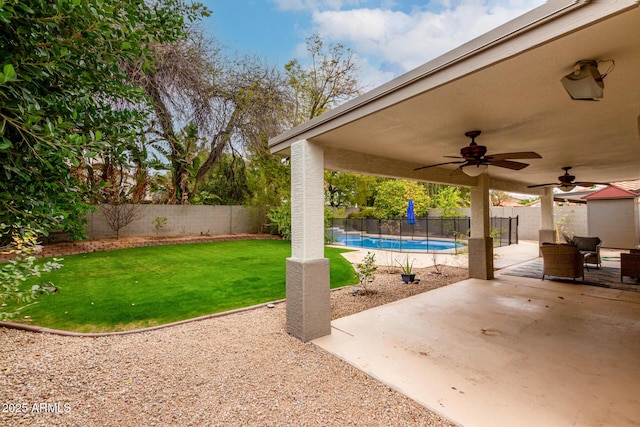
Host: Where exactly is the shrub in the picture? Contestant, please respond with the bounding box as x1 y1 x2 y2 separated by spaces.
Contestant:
267 202 291 239
348 207 377 218
1 224 62 320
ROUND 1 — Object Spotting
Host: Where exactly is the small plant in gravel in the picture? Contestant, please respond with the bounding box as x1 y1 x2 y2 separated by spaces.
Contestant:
430 252 444 275
396 255 417 284
355 252 378 295
396 255 414 275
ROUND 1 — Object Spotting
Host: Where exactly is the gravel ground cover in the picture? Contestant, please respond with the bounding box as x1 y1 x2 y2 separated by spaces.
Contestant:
1 265 466 427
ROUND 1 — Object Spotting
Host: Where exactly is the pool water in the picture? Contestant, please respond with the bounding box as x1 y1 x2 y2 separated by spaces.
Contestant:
336 235 461 251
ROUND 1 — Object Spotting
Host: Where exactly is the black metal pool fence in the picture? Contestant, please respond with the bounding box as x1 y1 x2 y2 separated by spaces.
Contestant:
327 216 518 253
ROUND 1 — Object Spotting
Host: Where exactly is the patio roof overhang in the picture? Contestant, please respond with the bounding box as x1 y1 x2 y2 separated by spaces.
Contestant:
269 0 640 194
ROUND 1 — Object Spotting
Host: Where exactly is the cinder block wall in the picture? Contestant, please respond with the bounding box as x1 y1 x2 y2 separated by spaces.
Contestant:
86 205 261 239
85 204 589 242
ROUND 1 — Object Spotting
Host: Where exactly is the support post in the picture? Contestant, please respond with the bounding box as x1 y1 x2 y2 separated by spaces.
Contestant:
286 140 330 342
539 188 555 254
469 173 494 279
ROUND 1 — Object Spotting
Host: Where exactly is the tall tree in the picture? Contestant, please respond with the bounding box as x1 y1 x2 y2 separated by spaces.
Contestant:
0 0 207 238
0 0 206 318
373 180 431 218
127 31 289 204
285 33 362 125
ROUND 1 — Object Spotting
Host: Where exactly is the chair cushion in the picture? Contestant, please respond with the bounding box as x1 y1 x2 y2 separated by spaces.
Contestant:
573 236 601 252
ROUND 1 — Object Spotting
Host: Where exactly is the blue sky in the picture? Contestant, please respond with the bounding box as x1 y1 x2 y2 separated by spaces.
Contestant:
200 0 545 87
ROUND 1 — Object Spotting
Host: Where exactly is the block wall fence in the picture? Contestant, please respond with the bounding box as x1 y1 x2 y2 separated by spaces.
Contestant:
84 204 587 242
86 205 263 240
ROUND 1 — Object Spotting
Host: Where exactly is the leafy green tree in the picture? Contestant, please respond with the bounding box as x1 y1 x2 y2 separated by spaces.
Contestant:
433 186 466 217
260 33 364 231
245 150 291 234
373 180 431 218
1 0 206 315
324 171 379 208
0 0 207 239
195 153 251 205
128 30 289 204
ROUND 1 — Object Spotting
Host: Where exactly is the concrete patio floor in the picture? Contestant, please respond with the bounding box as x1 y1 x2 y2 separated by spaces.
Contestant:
315 244 640 426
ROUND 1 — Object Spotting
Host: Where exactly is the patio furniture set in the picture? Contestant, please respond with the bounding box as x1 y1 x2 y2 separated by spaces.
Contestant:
540 236 640 283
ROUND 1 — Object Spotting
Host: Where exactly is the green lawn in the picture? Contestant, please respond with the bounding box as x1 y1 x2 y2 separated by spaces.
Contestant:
7 240 356 333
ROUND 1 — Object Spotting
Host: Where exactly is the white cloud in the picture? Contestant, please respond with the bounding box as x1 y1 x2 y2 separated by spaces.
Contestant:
307 1 545 85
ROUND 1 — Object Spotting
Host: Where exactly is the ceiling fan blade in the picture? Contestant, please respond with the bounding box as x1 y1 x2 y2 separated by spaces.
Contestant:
443 155 464 159
573 181 610 187
527 183 558 188
413 161 465 171
487 151 542 161
490 159 530 170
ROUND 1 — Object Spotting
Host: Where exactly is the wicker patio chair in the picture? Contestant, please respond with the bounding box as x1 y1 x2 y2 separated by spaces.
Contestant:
621 251 640 282
540 244 585 282
573 236 601 269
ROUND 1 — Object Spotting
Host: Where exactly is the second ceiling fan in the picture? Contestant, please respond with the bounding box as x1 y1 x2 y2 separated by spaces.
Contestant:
527 166 609 191
413 130 542 176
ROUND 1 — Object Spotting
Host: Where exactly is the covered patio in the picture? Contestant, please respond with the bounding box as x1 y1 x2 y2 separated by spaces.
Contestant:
269 0 640 341
269 1 640 423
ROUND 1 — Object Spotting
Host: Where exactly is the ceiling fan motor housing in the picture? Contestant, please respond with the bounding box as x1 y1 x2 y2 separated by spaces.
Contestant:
559 174 575 183
559 167 575 183
461 144 487 160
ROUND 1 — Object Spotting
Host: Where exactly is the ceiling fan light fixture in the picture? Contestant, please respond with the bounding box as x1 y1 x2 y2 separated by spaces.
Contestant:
560 60 604 100
462 164 488 177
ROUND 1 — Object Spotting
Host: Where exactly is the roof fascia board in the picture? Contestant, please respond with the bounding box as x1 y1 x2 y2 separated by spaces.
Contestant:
269 0 638 154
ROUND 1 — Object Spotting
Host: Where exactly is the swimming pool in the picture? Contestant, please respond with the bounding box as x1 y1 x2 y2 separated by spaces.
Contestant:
335 235 462 251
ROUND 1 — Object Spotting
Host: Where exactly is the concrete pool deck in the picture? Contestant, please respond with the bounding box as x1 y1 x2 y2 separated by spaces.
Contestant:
333 239 542 270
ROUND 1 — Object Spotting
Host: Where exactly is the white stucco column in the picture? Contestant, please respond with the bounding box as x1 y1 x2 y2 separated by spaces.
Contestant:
286 139 330 342
469 173 494 279
539 187 555 250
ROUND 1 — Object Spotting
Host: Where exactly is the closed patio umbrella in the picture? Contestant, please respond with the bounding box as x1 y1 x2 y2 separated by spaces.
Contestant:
407 198 416 225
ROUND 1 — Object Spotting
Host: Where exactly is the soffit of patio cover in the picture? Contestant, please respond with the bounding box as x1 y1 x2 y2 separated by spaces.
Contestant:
269 0 640 193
